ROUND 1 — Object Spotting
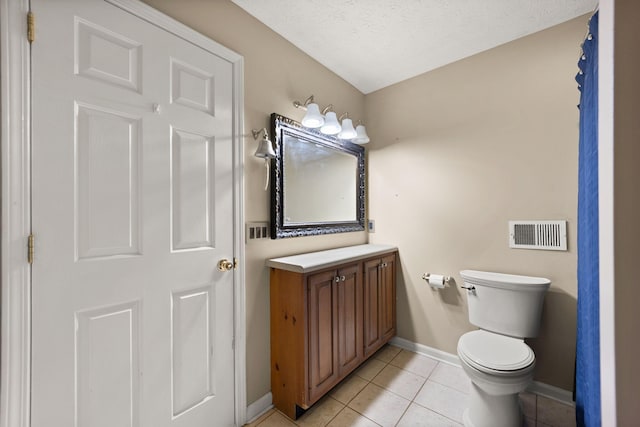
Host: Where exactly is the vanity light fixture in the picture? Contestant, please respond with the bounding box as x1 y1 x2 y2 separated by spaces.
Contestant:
337 113 357 140
320 105 341 135
352 121 370 144
292 94 370 145
252 128 276 190
293 95 324 128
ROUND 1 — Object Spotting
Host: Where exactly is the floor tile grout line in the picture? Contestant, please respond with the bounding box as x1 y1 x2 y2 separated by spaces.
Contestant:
385 356 467 426
406 362 466 426
388 356 474 398
377 360 431 381
343 404 384 427
306 396 344 427
341 370 383 427
368 373 424 404
426 376 470 395
364 354 425 425
409 397 465 425
392 399 413 427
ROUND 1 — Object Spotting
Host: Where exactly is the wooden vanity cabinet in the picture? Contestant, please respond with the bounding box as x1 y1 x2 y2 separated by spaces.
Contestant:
268 245 397 420
363 254 397 358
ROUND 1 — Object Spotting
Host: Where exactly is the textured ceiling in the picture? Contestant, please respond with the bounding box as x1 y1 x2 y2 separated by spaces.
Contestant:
231 0 597 94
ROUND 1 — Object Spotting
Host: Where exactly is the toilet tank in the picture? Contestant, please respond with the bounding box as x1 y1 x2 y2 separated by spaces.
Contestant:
460 270 550 338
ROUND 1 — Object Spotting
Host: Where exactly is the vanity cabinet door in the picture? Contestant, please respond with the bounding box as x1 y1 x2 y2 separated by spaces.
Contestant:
378 254 397 343
307 263 362 403
336 264 363 375
363 254 397 358
307 270 339 403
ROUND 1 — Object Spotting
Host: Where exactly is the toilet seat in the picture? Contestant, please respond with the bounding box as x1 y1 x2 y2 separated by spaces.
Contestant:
458 330 535 375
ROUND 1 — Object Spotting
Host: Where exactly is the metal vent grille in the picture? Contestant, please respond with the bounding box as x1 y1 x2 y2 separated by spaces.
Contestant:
509 220 567 251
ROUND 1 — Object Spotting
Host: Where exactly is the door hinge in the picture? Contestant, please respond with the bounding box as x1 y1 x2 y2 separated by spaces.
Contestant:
27 11 35 43
27 234 35 264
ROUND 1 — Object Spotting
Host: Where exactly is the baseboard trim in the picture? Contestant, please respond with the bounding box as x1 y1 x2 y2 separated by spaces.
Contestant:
389 336 574 406
390 336 461 367
246 392 273 424
528 381 574 406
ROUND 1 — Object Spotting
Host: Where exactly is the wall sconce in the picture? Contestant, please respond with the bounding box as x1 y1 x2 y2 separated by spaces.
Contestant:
293 94 369 145
252 128 275 158
252 128 275 190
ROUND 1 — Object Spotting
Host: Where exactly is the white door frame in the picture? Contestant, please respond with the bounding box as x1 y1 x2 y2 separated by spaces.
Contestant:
0 1 247 426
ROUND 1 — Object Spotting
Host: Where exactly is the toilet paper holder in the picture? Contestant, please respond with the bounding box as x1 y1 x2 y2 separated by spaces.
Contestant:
421 273 451 287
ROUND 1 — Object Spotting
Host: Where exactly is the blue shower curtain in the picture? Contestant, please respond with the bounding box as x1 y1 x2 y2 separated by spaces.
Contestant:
575 11 600 427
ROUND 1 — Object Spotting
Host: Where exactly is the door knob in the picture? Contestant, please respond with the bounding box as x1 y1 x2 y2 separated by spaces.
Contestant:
218 258 235 271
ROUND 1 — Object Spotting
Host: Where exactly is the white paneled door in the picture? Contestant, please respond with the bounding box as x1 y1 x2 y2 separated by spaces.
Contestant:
31 1 237 426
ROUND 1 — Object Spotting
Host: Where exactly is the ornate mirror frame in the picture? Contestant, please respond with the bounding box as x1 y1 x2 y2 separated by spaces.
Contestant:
270 113 365 239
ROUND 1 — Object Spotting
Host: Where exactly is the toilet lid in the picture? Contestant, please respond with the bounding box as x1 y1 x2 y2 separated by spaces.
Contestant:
458 330 535 373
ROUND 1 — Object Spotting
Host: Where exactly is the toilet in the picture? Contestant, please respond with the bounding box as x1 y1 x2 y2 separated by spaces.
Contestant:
457 270 550 427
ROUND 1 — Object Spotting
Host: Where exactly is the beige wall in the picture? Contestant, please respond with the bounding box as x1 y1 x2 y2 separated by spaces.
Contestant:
366 16 589 391
140 0 367 404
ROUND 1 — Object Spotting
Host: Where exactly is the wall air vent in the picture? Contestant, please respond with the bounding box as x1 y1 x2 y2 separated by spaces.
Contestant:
509 220 567 251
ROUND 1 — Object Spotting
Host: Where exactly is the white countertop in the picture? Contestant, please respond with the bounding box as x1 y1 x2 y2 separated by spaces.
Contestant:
266 244 397 273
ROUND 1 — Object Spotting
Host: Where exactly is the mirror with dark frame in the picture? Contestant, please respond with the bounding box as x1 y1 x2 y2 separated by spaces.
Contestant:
270 113 365 239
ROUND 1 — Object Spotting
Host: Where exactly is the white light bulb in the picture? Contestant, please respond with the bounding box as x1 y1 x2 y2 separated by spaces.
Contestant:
338 118 356 139
301 103 324 128
352 124 370 144
320 111 341 135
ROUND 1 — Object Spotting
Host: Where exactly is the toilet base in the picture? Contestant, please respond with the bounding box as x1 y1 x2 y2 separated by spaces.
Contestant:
463 383 523 427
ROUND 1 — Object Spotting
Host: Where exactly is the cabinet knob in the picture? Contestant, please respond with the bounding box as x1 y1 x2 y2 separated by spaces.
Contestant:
340 275 346 282
335 276 340 282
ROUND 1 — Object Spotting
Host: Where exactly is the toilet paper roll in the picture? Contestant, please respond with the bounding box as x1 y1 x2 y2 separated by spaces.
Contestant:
428 274 445 289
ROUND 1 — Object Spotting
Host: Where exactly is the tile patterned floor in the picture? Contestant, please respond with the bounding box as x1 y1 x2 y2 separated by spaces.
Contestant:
245 345 576 427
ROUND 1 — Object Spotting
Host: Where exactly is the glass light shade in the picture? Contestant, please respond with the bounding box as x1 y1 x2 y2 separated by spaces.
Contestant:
301 103 324 128
254 136 276 158
338 118 357 140
352 124 370 144
320 111 341 135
